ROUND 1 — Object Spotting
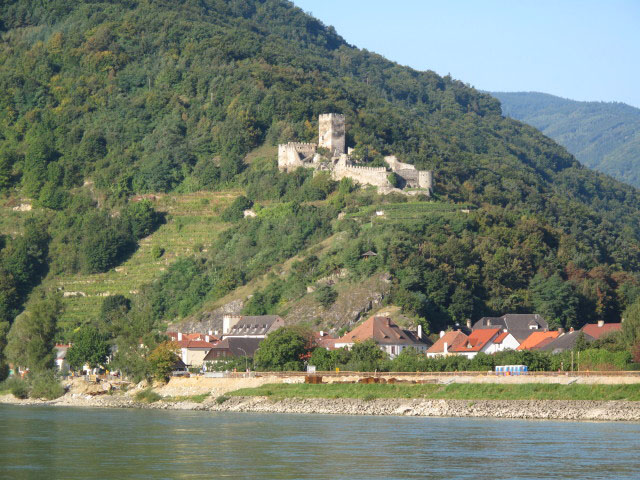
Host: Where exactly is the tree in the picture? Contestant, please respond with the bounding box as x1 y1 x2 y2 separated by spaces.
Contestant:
0 321 9 381
66 326 110 370
254 327 308 371
350 339 387 371
6 295 62 373
530 274 579 328
221 195 253 222
148 341 180 381
622 298 640 348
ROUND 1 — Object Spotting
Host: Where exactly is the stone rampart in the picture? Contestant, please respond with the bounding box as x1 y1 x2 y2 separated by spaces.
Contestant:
333 164 390 187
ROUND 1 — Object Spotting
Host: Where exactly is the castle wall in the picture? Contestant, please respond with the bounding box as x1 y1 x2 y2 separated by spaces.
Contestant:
319 113 345 156
332 164 390 188
278 142 317 172
386 155 416 172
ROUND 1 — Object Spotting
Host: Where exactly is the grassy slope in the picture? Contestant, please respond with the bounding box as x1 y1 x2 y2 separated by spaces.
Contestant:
53 190 239 328
229 383 640 401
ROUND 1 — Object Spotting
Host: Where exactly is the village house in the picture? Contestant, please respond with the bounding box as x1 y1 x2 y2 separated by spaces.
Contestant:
203 337 263 361
221 314 284 339
54 344 71 373
427 330 469 358
537 329 596 354
167 332 218 367
517 331 560 351
335 316 431 358
448 328 517 359
473 313 548 343
580 320 623 340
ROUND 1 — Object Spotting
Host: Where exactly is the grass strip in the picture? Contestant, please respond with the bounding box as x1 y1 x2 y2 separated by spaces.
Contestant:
228 383 640 401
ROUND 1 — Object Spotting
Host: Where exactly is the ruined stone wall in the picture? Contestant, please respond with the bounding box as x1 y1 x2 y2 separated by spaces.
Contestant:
332 164 390 187
277 142 317 172
319 113 345 156
386 155 416 172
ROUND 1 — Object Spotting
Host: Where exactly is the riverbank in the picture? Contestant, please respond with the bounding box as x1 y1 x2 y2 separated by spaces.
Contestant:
2 380 640 421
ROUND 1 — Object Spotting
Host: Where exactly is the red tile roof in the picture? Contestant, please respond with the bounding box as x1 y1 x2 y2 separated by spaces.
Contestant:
427 331 468 354
517 331 559 350
337 316 427 346
176 340 217 349
450 328 501 352
581 323 622 340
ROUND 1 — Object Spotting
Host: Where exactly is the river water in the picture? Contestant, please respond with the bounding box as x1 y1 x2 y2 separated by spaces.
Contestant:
1 405 639 479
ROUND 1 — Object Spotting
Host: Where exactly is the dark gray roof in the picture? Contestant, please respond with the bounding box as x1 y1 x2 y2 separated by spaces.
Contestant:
226 315 283 337
204 338 263 359
537 331 595 353
473 314 548 342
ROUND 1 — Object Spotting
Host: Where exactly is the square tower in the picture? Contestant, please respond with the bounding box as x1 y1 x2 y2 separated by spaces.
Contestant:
318 113 345 157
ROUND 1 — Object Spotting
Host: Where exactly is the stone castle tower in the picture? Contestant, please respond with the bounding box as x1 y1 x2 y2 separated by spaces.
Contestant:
318 113 345 157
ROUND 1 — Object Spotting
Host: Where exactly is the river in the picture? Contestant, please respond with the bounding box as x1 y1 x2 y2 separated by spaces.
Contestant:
1 405 639 479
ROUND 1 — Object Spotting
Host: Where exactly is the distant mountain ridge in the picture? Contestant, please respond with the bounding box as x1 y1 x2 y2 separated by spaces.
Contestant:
492 91 640 188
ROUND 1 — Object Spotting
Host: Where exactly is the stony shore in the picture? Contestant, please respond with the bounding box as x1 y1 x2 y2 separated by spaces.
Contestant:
2 392 640 422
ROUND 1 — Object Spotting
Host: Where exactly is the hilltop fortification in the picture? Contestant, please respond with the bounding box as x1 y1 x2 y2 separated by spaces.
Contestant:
278 114 433 195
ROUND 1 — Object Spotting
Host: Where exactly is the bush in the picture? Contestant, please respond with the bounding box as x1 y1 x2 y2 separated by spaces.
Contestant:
151 245 165 259
215 395 230 404
135 388 161 403
29 372 65 400
3 377 29 399
316 284 338 308
221 196 253 222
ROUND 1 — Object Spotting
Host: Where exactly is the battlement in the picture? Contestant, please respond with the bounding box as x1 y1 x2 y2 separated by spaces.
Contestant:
281 142 317 148
340 165 388 173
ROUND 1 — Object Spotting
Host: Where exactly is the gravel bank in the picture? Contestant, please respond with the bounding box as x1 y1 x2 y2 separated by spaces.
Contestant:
2 393 639 422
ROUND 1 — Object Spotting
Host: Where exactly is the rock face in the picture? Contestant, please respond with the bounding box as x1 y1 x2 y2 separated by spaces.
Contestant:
283 273 391 329
173 299 244 334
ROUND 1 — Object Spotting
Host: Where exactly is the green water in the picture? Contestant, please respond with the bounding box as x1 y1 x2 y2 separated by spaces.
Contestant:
0 405 639 479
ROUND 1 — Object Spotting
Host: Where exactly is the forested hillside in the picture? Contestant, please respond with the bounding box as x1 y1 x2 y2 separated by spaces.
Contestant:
1 0 640 378
493 91 640 188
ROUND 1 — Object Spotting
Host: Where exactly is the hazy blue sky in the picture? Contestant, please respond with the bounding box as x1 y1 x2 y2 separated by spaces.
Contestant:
292 0 640 108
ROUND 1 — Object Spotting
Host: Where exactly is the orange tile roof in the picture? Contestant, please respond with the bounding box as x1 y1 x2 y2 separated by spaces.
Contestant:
581 323 622 340
450 328 501 352
177 340 217 349
493 332 509 344
517 331 559 350
427 330 468 354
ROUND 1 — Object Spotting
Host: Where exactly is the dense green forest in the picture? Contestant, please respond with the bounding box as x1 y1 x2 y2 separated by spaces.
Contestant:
1 0 640 379
493 91 640 188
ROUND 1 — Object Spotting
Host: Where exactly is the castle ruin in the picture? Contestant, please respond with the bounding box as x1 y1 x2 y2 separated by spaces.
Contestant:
278 113 433 195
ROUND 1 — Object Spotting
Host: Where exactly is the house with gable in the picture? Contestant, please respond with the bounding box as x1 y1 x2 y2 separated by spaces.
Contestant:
167 332 218 367
427 330 469 358
448 328 518 359
581 320 623 341
334 315 431 358
473 314 548 343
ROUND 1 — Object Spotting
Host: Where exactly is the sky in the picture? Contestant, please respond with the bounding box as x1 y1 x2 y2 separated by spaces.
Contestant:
292 0 640 108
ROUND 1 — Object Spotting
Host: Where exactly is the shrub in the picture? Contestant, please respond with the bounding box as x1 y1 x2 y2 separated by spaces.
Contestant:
215 395 230 404
316 284 338 308
29 372 65 400
3 377 29 399
135 388 161 403
221 196 253 222
151 245 165 259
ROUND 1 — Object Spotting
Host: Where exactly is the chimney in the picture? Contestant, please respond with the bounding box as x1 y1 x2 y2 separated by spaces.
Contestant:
444 342 448 354
177 332 182 341
466 319 472 329
387 318 391 327
417 324 423 339
487 319 491 326
440 331 445 338
320 330 325 337
570 327 574 332
597 320 605 328
205 335 210 343
558 328 565 334
214 330 219 336
208 330 213 336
